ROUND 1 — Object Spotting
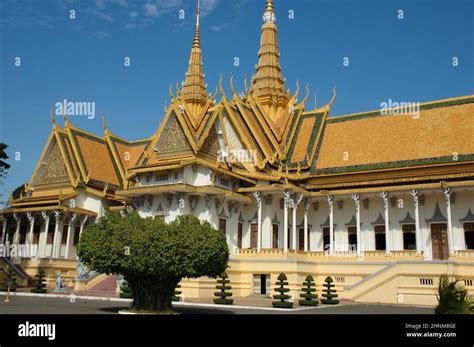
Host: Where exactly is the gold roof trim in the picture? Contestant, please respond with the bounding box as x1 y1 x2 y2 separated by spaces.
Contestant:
308 180 474 197
0 206 97 216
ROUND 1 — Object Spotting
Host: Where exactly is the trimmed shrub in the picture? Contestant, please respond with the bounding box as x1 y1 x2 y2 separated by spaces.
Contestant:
272 272 293 309
299 275 318 306
31 269 47 293
119 280 133 299
321 276 339 304
213 272 233 305
172 284 182 302
0 267 17 292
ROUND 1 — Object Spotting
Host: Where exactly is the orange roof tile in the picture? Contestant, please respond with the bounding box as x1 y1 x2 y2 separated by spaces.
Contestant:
316 102 474 170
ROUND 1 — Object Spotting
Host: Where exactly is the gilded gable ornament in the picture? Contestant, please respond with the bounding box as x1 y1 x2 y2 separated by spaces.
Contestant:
37 142 70 186
156 119 190 154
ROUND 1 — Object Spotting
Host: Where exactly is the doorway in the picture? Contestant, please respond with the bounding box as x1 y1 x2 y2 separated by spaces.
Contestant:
272 224 279 248
250 223 258 249
431 223 449 260
253 274 270 295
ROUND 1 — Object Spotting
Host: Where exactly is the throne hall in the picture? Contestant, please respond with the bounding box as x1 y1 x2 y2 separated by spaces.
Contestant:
1 0 473 305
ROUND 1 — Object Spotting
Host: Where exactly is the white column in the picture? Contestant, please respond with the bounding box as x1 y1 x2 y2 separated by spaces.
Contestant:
443 187 455 255
283 190 290 251
0 216 6 244
303 199 309 252
292 194 303 250
51 210 61 258
39 211 50 258
26 213 35 245
79 215 89 239
13 213 21 246
253 192 262 253
380 192 390 254
65 213 77 259
327 195 334 256
410 190 422 255
352 193 361 256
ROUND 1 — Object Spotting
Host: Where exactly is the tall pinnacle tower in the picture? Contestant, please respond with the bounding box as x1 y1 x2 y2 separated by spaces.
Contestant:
181 0 209 114
252 0 288 103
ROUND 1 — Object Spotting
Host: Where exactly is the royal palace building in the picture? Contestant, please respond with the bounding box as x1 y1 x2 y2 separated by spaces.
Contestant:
1 0 473 305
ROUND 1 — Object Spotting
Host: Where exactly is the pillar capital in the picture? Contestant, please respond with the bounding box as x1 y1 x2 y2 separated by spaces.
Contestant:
303 198 311 212
54 210 62 222
253 191 262 206
26 212 34 224
380 191 389 208
443 186 451 202
69 213 78 225
351 193 360 202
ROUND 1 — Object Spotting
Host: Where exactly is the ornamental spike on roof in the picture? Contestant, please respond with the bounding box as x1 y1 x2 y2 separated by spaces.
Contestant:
252 0 288 101
181 0 209 109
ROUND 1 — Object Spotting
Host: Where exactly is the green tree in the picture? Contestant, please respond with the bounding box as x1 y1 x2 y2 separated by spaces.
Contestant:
0 143 11 207
31 269 48 293
321 276 339 304
0 143 11 175
213 272 233 305
119 279 133 299
12 184 25 200
272 272 293 308
435 275 473 314
0 267 17 292
299 275 318 306
77 213 229 312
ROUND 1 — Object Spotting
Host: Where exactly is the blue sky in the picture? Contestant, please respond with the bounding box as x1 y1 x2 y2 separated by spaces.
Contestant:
0 0 472 199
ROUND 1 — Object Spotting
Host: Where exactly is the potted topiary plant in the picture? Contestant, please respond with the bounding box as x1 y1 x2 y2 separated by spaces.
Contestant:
172 283 182 302
213 272 233 305
119 279 133 299
299 275 318 306
0 267 17 292
31 269 47 293
272 272 293 308
321 276 339 304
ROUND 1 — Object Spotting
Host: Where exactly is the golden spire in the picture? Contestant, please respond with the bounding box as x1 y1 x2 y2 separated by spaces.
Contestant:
181 0 208 109
252 0 288 102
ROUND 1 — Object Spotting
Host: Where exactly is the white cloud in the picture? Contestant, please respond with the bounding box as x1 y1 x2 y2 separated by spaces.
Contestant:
95 31 110 39
143 3 159 17
201 0 220 17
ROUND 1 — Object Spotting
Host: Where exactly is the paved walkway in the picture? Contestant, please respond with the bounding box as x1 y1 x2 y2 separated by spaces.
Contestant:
0 294 434 314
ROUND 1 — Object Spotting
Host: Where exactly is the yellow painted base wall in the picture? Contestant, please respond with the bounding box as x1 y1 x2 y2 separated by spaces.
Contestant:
17 252 474 307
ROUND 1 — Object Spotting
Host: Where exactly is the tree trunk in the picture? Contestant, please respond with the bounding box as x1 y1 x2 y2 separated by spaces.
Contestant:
127 275 179 312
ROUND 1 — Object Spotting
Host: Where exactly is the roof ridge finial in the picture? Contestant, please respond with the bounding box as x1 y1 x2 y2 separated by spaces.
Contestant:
265 0 275 13
50 105 57 125
193 0 201 48
102 113 107 131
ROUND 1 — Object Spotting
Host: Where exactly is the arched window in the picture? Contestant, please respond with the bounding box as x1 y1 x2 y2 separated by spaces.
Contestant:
402 224 416 250
374 225 385 251
464 223 474 249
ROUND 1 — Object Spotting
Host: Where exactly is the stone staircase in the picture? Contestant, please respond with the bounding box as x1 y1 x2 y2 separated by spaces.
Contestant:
74 274 120 298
